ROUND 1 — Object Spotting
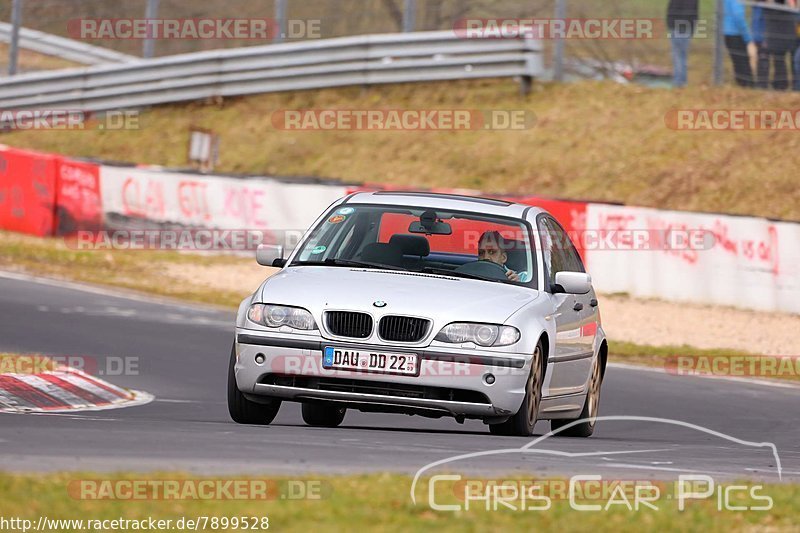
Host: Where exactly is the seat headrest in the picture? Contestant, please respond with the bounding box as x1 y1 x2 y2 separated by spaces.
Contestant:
360 242 404 266
503 240 529 273
389 234 431 257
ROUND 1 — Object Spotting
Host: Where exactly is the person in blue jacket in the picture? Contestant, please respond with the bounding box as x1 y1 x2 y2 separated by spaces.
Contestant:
724 0 756 86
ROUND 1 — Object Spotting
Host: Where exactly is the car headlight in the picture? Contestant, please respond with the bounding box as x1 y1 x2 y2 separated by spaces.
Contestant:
247 304 317 330
435 323 520 347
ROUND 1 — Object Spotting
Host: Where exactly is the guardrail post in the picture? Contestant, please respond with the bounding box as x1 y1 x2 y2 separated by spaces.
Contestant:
553 0 567 82
403 0 417 32
7 0 23 75
519 76 532 95
274 0 288 43
142 0 160 59
521 36 541 96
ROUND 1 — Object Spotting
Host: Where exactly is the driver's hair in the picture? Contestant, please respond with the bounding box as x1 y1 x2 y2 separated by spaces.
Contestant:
478 231 510 251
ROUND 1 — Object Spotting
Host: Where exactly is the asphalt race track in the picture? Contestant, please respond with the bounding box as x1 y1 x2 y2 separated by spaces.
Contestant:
1 272 799 482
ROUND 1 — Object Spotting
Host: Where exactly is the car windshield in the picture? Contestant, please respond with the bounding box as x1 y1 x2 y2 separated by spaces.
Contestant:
291 204 536 287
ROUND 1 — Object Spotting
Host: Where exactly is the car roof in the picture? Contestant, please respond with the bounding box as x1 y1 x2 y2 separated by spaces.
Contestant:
342 191 546 220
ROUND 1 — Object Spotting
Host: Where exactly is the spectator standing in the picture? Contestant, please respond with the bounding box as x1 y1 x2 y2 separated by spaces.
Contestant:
795 44 800 90
794 6 800 90
760 0 797 90
667 0 699 87
724 0 756 86
753 1 769 85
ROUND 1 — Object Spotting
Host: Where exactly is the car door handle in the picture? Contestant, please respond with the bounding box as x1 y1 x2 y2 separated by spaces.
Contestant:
590 299 598 307
573 303 584 312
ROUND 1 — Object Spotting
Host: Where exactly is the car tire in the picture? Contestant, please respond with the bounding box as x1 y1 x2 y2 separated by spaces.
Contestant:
488 340 544 437
301 402 346 427
488 422 510 436
227 343 281 425
551 355 602 438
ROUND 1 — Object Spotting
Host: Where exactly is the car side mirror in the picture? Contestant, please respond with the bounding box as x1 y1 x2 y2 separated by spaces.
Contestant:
553 272 592 294
256 244 285 267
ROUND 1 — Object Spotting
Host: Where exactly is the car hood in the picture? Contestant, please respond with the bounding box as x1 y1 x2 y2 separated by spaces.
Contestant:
257 266 539 325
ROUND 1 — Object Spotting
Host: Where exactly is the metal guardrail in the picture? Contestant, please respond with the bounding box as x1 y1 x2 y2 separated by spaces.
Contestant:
0 21 137 67
0 31 543 112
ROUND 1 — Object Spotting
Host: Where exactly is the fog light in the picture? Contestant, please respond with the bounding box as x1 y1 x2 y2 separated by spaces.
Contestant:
255 353 266 365
484 373 496 385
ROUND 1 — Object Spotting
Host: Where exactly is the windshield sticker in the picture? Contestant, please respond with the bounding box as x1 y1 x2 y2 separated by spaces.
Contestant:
311 245 327 254
328 215 346 224
337 207 355 215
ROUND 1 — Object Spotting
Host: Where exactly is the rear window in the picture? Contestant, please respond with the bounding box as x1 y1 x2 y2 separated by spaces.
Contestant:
378 212 522 254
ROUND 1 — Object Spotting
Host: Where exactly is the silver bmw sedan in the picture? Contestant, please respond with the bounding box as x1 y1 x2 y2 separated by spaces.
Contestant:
229 191 607 437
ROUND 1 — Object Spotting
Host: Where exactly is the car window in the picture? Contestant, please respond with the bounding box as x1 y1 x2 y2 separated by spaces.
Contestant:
291 204 537 288
377 212 514 254
559 224 585 273
296 208 359 262
538 216 584 288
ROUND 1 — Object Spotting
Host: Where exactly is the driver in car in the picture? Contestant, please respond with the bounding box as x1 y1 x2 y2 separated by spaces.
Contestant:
477 231 523 282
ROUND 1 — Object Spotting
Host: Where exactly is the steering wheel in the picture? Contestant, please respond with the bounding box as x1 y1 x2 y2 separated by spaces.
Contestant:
455 260 509 280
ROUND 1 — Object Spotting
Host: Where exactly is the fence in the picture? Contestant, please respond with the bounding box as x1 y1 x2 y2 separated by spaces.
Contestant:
0 30 543 112
4 0 786 87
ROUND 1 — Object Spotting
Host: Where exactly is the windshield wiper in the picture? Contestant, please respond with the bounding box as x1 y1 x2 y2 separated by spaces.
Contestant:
293 259 406 271
420 266 517 285
419 266 490 281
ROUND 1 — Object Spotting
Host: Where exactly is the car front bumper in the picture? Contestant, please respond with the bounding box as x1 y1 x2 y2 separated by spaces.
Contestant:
234 330 533 420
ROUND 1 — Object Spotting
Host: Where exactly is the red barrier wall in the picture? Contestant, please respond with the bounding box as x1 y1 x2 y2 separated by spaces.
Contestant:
510 196 586 235
508 196 588 259
55 158 103 234
0 146 58 237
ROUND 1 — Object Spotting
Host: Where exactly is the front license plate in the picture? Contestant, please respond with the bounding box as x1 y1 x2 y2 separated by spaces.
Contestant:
323 347 419 376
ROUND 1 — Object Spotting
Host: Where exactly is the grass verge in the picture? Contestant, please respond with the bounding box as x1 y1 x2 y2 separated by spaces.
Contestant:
0 472 797 532
609 340 751 367
0 230 262 309
609 341 800 383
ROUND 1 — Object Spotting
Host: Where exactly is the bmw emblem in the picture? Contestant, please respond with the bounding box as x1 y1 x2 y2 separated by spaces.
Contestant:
373 300 387 308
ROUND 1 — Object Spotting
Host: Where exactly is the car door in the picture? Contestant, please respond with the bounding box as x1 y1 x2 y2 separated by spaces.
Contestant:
538 215 594 396
556 221 598 358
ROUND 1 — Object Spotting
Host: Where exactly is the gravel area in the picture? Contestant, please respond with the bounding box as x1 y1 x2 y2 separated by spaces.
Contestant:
598 293 800 356
161 262 275 296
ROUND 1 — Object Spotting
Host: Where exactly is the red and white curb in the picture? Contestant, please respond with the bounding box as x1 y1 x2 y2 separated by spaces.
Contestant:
0 366 153 413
